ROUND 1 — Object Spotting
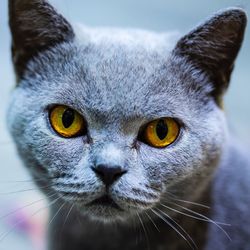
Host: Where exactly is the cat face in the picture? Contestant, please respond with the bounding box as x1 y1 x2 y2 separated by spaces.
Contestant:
8 1 246 222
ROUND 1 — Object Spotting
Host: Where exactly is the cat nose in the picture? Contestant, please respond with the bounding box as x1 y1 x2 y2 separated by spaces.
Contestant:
91 164 127 186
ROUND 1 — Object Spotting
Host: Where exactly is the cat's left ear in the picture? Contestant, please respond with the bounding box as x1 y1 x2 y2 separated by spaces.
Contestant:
173 8 247 104
9 0 75 81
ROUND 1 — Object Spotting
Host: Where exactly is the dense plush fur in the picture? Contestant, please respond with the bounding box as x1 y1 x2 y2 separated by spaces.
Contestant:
7 1 250 249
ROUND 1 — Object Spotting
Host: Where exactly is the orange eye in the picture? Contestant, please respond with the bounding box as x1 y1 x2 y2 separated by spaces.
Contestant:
142 118 179 148
49 105 86 138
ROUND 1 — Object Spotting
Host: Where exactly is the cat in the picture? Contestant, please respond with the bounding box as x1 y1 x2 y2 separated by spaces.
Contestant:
7 0 250 250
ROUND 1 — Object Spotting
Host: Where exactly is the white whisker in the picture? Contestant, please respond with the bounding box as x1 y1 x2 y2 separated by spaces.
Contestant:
171 202 231 241
47 202 65 226
160 203 226 225
0 192 56 221
0 184 52 195
137 212 150 250
146 210 160 232
155 208 197 250
168 197 210 209
62 203 74 228
151 208 189 245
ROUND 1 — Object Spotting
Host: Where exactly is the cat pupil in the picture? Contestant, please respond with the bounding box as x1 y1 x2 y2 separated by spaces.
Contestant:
62 108 75 128
156 119 168 140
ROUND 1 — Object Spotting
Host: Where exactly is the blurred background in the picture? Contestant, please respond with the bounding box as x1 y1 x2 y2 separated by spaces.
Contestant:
0 0 249 249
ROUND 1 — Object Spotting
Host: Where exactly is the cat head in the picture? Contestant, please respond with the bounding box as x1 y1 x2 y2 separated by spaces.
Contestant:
8 0 247 222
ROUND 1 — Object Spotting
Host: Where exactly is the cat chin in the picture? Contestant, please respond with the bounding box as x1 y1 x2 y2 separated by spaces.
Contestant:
73 198 145 223
77 204 131 223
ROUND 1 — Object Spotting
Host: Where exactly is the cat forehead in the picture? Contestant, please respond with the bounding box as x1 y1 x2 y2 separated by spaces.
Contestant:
75 27 178 81
28 27 178 81
23 27 209 119
27 29 175 90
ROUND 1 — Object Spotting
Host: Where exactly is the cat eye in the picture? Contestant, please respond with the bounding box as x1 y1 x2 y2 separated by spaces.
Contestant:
141 118 180 148
49 105 86 138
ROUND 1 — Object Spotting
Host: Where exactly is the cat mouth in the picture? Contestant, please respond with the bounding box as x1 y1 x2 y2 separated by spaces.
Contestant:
88 195 123 210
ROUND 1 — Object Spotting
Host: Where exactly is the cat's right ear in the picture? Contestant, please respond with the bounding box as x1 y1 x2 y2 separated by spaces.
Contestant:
9 0 74 82
172 8 247 106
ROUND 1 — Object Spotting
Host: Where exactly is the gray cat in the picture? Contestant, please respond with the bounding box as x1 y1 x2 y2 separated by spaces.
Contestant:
7 0 250 250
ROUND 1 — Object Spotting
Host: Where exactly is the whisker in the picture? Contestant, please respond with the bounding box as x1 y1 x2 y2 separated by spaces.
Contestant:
62 203 74 228
170 202 231 241
164 191 210 209
171 201 231 227
151 208 189 245
0 175 61 185
160 203 226 225
0 196 60 243
56 202 74 250
0 179 44 184
47 202 65 226
0 192 57 221
132 214 139 245
155 208 197 250
0 180 34 184
135 212 143 243
145 210 160 232
137 212 150 250
0 184 53 195
168 197 210 209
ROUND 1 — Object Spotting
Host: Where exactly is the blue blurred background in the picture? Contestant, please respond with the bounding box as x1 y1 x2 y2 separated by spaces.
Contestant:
0 0 249 249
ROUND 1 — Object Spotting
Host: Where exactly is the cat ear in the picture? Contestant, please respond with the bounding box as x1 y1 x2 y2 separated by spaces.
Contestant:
9 0 75 81
173 8 247 104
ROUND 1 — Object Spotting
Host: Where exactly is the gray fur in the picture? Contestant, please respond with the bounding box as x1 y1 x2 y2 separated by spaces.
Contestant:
7 1 249 249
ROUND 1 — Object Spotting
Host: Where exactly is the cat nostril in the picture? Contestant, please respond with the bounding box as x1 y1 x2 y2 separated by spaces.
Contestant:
91 164 127 186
